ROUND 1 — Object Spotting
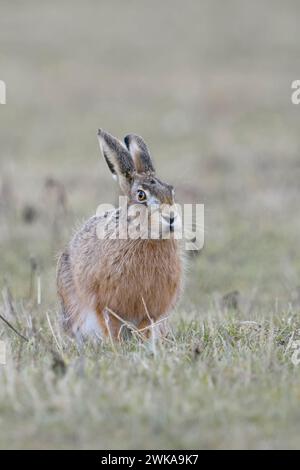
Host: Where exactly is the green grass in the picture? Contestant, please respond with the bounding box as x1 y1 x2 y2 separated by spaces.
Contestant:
1 0 300 449
1 304 300 449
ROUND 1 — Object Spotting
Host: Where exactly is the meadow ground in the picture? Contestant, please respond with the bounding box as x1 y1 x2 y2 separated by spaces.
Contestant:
1 0 300 449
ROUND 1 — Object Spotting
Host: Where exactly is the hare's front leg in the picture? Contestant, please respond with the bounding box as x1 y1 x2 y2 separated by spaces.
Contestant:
137 317 152 339
138 315 169 340
97 308 123 342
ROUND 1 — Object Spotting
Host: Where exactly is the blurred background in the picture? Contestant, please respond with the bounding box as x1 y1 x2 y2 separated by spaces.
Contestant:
1 0 300 316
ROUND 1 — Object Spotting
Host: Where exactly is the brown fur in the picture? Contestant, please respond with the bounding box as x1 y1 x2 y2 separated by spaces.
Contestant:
57 130 183 341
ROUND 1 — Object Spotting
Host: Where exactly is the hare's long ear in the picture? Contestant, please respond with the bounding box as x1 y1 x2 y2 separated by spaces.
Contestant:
124 134 155 175
97 129 135 193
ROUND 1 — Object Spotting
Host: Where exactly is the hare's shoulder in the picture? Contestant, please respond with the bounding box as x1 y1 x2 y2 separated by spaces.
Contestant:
70 210 115 248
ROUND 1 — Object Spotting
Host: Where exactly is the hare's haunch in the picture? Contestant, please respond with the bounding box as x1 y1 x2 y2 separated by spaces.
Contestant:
57 130 183 341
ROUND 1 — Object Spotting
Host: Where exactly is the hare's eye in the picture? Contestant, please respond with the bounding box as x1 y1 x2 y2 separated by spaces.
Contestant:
137 190 147 202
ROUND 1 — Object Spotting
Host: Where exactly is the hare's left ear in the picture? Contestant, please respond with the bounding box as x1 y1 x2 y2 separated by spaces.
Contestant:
97 129 135 194
124 134 155 175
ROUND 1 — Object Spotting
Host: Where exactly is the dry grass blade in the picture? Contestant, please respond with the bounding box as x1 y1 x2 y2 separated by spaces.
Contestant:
103 309 118 353
46 311 62 352
142 296 156 354
2 285 17 319
106 307 141 335
0 313 29 342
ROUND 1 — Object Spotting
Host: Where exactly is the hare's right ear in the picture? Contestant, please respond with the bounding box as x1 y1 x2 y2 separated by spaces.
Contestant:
124 134 155 175
97 129 135 193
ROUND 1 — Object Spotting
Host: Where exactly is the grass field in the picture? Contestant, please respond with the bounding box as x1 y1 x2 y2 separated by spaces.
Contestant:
1 0 300 449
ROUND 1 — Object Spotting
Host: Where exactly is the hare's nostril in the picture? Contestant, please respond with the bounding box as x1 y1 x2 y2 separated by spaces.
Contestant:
162 214 173 224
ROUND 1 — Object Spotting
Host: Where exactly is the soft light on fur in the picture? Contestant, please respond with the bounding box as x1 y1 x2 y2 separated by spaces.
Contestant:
57 129 184 341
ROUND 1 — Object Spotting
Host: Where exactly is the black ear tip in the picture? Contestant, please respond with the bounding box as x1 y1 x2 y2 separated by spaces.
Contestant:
124 134 131 149
97 128 103 136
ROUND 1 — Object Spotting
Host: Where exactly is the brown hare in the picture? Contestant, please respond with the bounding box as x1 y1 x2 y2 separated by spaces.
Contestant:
57 129 183 341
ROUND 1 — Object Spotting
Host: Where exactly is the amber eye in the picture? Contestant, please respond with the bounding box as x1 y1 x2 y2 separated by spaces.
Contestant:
137 189 147 202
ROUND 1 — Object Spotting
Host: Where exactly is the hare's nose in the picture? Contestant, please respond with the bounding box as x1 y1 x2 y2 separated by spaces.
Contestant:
162 213 176 226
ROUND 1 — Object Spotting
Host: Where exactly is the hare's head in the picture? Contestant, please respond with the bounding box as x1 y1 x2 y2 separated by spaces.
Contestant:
97 129 181 239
